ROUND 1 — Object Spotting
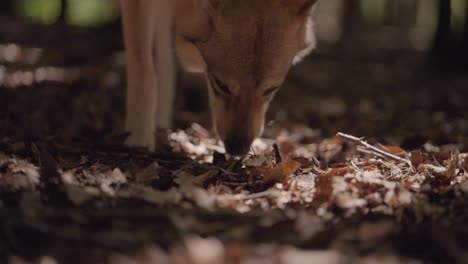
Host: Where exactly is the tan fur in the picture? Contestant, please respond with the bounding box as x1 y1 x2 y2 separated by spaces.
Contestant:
121 0 318 154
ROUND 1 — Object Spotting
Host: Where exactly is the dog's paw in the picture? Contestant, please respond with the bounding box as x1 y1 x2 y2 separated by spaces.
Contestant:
125 130 156 150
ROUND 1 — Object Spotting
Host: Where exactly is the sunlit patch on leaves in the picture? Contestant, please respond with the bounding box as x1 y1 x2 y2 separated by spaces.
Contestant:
0 157 39 190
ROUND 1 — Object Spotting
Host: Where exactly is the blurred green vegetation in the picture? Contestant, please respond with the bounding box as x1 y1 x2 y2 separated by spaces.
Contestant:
15 0 62 25
15 0 120 27
66 0 119 27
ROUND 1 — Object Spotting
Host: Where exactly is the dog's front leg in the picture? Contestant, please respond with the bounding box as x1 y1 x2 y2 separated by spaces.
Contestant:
154 0 175 129
120 0 158 149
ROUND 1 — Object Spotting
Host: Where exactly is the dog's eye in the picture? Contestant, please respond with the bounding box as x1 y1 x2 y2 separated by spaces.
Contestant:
263 86 279 97
212 76 232 97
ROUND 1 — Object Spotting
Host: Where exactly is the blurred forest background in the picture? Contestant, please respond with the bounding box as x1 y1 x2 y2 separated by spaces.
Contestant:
0 0 467 149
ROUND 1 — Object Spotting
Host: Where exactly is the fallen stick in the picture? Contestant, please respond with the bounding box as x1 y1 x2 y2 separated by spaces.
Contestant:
337 132 413 167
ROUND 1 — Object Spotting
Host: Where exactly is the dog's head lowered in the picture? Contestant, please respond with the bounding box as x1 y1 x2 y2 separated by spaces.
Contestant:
177 0 318 155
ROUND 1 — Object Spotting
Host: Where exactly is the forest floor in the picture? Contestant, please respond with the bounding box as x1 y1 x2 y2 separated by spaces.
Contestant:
1 24 468 263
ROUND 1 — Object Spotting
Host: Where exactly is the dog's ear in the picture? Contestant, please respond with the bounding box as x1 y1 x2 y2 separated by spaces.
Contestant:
284 0 319 15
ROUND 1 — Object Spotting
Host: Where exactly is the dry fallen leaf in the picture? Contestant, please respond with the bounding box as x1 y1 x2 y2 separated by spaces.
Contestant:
321 167 353 177
379 145 406 156
409 150 424 168
319 136 343 163
250 160 302 184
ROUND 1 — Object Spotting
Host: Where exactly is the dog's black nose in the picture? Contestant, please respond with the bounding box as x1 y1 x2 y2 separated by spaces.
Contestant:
223 136 252 156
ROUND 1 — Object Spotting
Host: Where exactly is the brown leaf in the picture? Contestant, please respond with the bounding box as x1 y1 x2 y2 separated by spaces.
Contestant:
292 157 316 168
318 136 343 163
251 160 302 184
409 150 424 168
379 145 406 156
315 174 333 204
432 151 452 164
224 241 254 263
277 139 296 157
321 167 352 177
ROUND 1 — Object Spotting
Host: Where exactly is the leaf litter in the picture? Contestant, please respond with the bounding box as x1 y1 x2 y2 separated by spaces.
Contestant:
1 126 468 264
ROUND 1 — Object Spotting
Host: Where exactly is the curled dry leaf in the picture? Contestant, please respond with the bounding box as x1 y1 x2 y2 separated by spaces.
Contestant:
250 160 302 184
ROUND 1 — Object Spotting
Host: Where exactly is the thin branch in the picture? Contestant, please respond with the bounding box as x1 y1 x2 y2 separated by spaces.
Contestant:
357 146 387 159
243 190 272 200
337 132 413 167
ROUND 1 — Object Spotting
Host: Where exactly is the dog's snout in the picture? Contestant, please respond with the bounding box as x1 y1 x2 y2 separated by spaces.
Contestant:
223 136 253 156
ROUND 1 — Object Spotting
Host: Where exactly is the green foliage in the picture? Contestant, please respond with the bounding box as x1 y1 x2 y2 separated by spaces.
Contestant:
15 0 61 25
14 0 119 27
66 0 119 27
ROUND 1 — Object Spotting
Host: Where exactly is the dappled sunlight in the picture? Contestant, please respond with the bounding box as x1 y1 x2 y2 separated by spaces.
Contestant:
0 43 80 88
0 66 80 88
0 42 81 88
0 43 42 65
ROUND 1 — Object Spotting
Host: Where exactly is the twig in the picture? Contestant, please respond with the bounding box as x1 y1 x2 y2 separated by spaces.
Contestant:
350 160 362 172
337 132 413 168
356 146 387 159
243 190 272 200
214 167 240 176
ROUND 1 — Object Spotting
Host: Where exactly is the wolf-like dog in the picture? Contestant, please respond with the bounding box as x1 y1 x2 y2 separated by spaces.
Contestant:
120 0 318 155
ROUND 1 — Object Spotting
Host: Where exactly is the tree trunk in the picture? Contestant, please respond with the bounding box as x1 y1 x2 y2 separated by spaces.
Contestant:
341 0 361 34
57 0 68 25
462 0 468 60
432 0 452 59
0 0 15 17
